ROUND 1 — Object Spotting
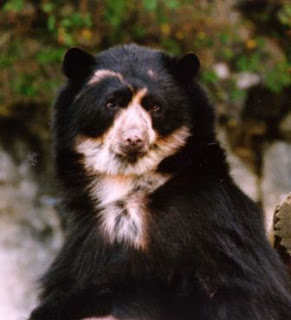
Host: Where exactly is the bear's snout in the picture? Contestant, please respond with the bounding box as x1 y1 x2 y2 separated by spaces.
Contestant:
121 129 148 158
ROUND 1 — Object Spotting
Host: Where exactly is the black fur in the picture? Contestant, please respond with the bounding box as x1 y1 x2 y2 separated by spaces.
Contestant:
30 44 291 320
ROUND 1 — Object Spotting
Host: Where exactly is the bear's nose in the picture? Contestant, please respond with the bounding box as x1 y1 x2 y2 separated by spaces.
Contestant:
124 134 144 148
122 130 146 156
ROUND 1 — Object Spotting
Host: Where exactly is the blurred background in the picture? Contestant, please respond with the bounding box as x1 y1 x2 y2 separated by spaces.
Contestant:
0 0 290 319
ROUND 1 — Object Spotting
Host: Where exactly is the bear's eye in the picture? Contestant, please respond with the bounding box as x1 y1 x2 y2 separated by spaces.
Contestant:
149 104 162 113
106 100 119 110
142 96 163 114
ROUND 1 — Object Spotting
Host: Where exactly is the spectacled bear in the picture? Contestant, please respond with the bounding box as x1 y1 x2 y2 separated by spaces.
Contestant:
30 44 291 320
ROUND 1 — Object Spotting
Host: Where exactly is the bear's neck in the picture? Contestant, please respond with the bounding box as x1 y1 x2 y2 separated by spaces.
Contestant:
87 171 171 249
89 171 171 209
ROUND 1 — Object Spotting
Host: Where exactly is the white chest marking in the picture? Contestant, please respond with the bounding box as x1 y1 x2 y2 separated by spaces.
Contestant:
91 173 170 249
99 194 147 249
95 175 133 207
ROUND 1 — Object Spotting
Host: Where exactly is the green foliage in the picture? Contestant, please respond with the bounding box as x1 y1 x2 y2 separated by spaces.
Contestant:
63 13 92 29
142 0 158 11
103 0 128 27
142 0 180 11
0 55 14 68
35 48 65 65
278 4 291 28
200 70 219 85
229 86 247 103
0 0 290 121
264 61 291 93
41 2 54 13
162 38 181 55
165 0 180 10
11 74 38 97
236 52 263 73
3 0 24 12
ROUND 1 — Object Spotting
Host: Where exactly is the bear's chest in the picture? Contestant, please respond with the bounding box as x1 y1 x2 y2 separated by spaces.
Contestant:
90 173 170 249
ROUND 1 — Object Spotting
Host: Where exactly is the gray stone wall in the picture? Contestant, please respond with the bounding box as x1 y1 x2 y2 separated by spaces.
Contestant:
0 142 63 320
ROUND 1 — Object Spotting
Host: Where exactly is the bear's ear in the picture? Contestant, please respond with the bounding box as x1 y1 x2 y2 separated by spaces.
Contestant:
62 47 96 79
173 53 200 81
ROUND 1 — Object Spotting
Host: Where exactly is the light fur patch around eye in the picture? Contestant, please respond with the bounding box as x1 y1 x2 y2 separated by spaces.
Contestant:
131 88 147 104
88 69 124 85
110 88 156 147
74 70 125 102
75 125 191 176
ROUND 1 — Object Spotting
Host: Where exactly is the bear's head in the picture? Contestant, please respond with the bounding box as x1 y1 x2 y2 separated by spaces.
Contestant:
54 44 214 179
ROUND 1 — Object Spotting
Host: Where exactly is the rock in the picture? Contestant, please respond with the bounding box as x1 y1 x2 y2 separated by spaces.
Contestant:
273 193 291 273
213 63 230 79
0 143 63 320
279 111 291 140
274 193 291 254
262 142 291 240
217 128 259 201
229 154 259 201
236 72 260 89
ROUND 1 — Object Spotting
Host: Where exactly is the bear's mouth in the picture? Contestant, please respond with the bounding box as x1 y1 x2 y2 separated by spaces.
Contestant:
115 149 148 164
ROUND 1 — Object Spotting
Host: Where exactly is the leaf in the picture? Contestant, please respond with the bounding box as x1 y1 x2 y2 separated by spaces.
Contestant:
165 0 180 9
48 16 56 32
142 0 158 11
200 70 219 85
3 0 24 12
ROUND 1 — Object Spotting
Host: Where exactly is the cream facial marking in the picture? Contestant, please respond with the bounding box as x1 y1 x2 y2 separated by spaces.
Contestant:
117 88 155 153
75 87 191 175
88 69 124 86
74 70 127 102
76 125 191 176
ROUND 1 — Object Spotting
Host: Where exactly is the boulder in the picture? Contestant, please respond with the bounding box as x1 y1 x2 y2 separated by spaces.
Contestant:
262 142 291 240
